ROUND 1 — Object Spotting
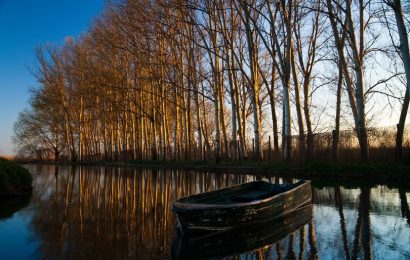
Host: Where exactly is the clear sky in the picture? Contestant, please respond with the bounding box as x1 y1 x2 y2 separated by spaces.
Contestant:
0 0 105 156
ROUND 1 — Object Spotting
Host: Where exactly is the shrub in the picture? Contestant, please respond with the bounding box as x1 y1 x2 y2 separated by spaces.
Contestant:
0 157 32 196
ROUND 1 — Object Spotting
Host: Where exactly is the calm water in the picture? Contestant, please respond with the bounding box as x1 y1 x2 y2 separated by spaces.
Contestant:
0 165 409 260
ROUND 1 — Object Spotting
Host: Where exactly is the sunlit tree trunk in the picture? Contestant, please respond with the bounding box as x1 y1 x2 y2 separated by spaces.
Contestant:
291 45 306 158
282 0 294 164
238 0 263 161
268 65 279 158
193 53 203 161
151 84 157 160
326 0 369 161
173 89 180 161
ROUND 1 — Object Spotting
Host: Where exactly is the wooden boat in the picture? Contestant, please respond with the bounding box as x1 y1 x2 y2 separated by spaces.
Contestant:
173 180 312 233
172 203 313 260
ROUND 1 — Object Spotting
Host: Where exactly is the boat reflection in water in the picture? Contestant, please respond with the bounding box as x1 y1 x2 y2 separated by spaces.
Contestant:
173 203 313 259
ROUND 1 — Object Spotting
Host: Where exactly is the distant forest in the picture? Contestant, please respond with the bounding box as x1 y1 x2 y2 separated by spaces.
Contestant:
13 0 410 163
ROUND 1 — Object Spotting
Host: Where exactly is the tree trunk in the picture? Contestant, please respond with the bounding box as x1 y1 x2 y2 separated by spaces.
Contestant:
396 90 409 159
54 147 60 162
151 117 157 161
269 67 280 158
392 0 410 160
173 92 179 161
79 96 84 161
393 0 410 95
282 0 293 164
333 62 343 161
194 66 203 161
183 91 190 160
214 95 221 163
291 46 306 158
218 70 230 160
327 0 368 161
131 104 137 160
234 65 246 160
283 87 292 164
226 52 238 161
346 0 369 161
243 3 263 161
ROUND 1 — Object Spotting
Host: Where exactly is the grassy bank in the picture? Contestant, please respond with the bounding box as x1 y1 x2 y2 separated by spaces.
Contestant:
286 160 410 182
0 158 33 197
125 161 410 182
92 159 410 183
19 158 410 183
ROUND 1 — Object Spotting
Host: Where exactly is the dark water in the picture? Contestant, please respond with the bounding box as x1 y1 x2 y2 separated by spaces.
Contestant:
0 165 409 260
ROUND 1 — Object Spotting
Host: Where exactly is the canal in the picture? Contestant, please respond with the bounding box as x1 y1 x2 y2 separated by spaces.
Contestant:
0 165 409 259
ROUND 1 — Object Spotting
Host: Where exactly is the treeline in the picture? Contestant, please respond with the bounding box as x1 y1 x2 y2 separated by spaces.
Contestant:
13 0 410 163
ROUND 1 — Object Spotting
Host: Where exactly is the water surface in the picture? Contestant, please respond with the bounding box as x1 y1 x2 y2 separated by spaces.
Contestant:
0 165 409 259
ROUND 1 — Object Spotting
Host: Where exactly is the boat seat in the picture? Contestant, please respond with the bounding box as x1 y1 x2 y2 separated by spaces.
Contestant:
230 190 276 202
230 184 294 203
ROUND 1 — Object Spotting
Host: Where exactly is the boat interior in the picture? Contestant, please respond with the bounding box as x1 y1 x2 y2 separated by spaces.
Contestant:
179 181 304 205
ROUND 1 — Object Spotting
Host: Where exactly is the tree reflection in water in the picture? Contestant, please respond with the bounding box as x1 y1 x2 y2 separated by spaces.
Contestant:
23 165 410 260
335 186 350 260
399 188 410 225
0 195 31 220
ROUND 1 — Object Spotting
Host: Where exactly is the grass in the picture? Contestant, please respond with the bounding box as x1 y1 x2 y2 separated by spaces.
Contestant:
0 157 33 197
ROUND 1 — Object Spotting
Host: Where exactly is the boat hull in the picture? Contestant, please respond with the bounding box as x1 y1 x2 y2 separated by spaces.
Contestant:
174 180 312 232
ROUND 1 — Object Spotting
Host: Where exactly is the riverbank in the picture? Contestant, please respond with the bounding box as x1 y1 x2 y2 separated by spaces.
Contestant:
128 160 410 184
19 159 410 184
0 158 33 198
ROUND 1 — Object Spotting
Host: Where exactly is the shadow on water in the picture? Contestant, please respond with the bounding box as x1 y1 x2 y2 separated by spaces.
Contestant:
3 164 409 259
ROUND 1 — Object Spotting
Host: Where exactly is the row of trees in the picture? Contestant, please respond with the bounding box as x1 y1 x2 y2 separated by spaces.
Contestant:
14 0 410 163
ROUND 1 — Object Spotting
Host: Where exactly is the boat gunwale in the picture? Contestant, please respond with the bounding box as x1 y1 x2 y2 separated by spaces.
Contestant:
173 180 311 211
183 202 313 235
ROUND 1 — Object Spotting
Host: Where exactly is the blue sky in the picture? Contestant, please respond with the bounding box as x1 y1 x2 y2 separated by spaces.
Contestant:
0 0 105 156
